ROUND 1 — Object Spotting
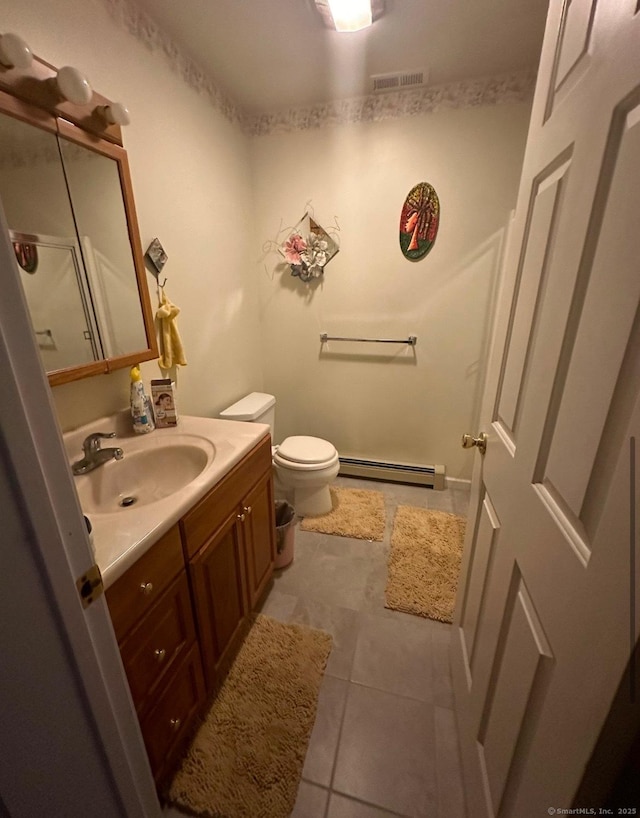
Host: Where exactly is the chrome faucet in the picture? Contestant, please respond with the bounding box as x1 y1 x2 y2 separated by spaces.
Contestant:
72 432 124 475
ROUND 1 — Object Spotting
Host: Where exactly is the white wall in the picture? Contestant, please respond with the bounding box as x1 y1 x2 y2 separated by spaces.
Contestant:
250 103 530 479
3 0 531 479
2 0 265 431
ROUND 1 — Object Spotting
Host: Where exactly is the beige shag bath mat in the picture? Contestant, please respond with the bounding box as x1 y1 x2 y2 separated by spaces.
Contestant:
300 486 386 541
167 614 332 818
385 506 466 623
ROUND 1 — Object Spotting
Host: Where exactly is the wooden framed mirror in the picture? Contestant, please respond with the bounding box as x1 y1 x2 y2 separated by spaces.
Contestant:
0 53 158 386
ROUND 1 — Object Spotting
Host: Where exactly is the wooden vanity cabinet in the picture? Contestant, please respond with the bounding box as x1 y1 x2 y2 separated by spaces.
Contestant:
105 525 205 783
181 434 276 693
105 433 276 783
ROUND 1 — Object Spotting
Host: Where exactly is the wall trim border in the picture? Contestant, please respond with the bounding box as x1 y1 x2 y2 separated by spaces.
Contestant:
103 0 535 136
245 71 536 136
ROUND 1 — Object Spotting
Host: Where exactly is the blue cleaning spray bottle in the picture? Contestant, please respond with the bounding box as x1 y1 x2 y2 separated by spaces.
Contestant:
130 365 155 434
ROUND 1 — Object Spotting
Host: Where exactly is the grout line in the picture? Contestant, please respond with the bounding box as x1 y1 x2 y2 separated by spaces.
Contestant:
433 705 468 818
326 789 414 818
433 704 444 818
324 673 353 815
344 677 441 708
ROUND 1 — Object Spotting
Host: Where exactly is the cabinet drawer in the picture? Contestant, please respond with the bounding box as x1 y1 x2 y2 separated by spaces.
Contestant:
181 434 272 559
140 643 205 782
106 525 184 641
118 572 196 714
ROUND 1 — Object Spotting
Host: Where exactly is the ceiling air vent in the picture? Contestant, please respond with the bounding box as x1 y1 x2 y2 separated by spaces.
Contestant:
371 68 428 94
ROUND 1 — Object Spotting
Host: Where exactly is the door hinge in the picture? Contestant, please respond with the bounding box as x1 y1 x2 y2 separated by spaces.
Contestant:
76 564 104 608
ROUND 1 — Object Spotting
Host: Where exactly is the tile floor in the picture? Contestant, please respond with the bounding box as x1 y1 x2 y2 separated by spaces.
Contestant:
165 476 470 818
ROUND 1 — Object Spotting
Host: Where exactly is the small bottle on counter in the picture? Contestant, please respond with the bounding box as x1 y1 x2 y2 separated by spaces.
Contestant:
130 365 155 434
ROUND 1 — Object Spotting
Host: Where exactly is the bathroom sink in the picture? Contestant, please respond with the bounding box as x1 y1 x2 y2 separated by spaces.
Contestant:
64 413 271 587
76 435 215 514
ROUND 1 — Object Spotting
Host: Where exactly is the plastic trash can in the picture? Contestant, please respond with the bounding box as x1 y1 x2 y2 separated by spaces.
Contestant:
274 500 296 569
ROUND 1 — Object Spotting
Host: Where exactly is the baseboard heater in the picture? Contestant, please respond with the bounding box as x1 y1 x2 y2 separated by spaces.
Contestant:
338 457 446 490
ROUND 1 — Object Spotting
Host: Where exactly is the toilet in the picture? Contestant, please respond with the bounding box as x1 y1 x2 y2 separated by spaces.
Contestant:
220 392 339 516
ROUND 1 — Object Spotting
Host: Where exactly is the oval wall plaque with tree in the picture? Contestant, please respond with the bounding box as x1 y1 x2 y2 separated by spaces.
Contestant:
399 182 440 260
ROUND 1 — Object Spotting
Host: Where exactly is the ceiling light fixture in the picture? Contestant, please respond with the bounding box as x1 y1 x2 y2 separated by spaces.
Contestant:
328 0 371 31
314 0 384 32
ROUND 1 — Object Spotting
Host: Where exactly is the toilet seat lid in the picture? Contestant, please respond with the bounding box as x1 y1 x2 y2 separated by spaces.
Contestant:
277 435 336 464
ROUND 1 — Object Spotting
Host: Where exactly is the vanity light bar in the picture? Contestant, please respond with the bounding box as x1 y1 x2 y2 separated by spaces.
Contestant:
56 65 93 106
0 32 33 69
0 34 130 139
98 102 131 126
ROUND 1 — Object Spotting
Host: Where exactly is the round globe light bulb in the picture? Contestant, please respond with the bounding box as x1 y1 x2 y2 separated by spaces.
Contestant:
0 33 33 69
56 65 93 106
102 102 131 126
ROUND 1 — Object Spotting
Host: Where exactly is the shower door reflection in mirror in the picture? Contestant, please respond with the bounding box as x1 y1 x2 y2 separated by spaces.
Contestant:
11 230 101 370
0 115 103 372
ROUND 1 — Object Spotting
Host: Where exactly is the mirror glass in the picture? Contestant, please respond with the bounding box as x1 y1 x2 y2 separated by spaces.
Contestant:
58 137 148 357
0 111 150 375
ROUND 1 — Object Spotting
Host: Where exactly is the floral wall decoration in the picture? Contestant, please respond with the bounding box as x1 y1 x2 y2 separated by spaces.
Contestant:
278 212 339 283
399 182 440 261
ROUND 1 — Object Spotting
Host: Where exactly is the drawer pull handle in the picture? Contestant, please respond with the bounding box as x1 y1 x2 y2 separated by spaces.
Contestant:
170 717 181 731
237 512 246 522
243 505 252 515
140 582 154 596
154 648 166 662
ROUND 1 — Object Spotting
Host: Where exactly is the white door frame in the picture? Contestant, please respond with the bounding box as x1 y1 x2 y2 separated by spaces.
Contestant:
0 198 160 814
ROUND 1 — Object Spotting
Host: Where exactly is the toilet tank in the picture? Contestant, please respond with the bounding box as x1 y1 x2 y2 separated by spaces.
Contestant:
219 392 276 437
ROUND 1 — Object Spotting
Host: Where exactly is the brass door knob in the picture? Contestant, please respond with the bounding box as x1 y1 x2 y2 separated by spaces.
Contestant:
154 648 166 662
170 717 181 731
461 432 487 455
140 581 154 595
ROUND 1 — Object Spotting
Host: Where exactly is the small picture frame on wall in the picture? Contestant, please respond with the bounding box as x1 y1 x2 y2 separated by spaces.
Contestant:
145 237 168 273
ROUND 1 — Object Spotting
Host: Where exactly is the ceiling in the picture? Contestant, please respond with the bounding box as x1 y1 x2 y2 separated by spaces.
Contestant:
131 0 550 116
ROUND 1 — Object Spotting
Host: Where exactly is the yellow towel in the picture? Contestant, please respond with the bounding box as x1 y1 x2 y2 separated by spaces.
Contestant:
156 289 187 369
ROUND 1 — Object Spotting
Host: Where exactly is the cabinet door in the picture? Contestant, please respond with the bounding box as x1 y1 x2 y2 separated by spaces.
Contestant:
242 470 276 609
189 510 249 692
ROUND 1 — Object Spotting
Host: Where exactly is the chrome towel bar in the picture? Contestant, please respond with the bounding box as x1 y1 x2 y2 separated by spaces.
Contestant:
320 333 417 346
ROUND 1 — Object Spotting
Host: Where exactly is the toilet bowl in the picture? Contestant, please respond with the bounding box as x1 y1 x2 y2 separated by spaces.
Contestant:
273 435 340 516
219 392 339 517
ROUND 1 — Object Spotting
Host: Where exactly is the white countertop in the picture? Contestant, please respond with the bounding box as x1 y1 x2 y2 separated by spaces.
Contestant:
63 412 270 588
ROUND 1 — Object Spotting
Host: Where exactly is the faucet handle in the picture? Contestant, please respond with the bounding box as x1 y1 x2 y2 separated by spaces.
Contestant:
83 432 116 453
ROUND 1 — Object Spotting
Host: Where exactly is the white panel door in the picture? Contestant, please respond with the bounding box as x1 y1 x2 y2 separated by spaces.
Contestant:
452 1 640 815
